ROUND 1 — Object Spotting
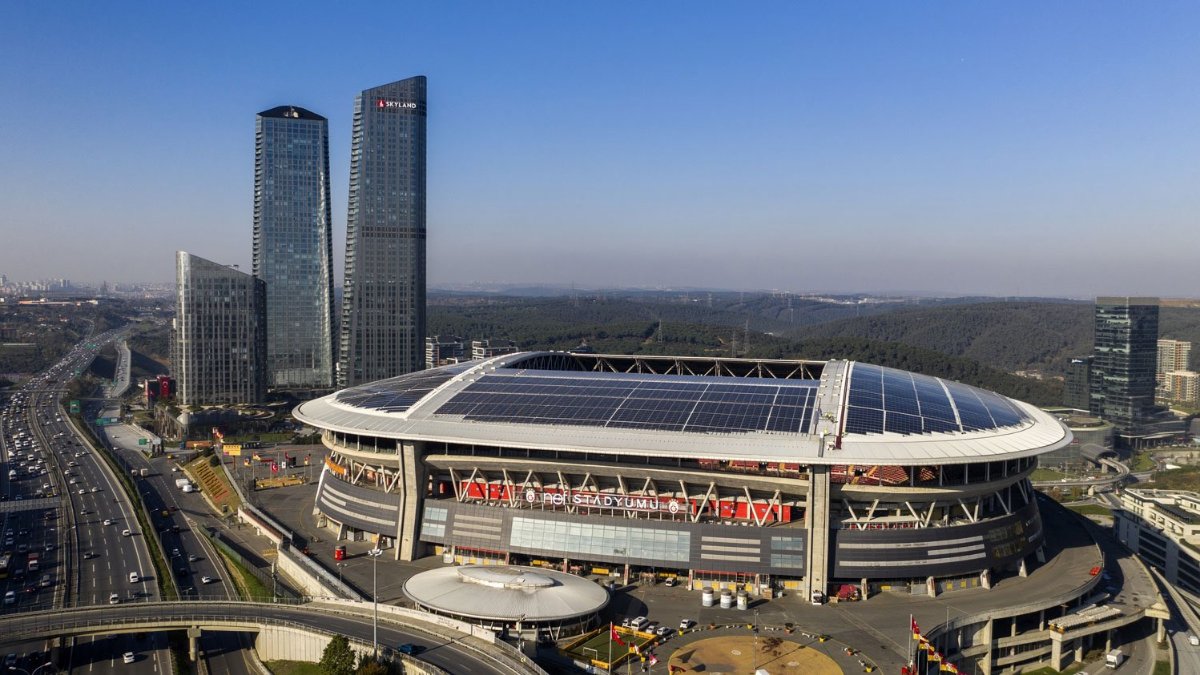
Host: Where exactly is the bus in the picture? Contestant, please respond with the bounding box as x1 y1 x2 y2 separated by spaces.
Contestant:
0 553 10 579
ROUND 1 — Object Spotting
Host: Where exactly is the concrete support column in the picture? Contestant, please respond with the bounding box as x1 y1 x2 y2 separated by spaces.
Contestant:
1157 617 1167 643
395 441 427 561
927 576 937 597
1038 609 1045 631
188 627 202 662
980 568 991 589
623 563 630 586
1018 558 1028 577
1010 617 1017 638
1105 629 1113 651
1073 639 1084 663
803 463 832 602
979 618 994 675
562 558 569 573
1049 631 1064 672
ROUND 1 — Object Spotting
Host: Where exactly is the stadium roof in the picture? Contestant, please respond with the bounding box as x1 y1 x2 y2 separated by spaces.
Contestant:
403 565 609 622
294 352 1071 466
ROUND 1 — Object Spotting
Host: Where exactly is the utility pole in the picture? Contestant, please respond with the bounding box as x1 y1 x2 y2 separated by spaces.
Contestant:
369 547 383 658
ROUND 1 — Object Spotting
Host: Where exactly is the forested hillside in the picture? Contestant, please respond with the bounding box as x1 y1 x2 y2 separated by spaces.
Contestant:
428 296 1063 406
794 301 1200 375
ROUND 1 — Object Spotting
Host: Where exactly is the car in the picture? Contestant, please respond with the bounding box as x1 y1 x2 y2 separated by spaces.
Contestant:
1190 633 1200 646
630 616 647 629
121 529 132 537
103 519 113 526
621 617 632 627
396 643 424 655
80 509 89 516
128 572 139 583
656 625 672 637
122 652 136 664
77 489 85 495
109 593 120 604
83 551 97 559
172 548 181 557
188 554 199 562
2 591 14 605
679 619 693 630
201 576 216 584
663 578 677 587
91 487 99 493
177 567 189 577
3 654 15 667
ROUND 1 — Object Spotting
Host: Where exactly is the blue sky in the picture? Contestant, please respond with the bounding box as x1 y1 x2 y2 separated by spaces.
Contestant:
1 2 1197 296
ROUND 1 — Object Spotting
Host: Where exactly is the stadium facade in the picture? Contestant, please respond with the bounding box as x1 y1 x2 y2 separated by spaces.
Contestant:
295 352 1071 599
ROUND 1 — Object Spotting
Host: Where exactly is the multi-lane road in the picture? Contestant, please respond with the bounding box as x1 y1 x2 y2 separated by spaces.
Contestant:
1 329 171 673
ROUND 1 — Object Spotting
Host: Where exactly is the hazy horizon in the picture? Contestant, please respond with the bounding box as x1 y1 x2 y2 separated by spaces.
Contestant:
2 3 1198 298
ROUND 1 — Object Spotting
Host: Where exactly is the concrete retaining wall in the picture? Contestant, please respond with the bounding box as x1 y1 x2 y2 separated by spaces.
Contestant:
275 544 363 600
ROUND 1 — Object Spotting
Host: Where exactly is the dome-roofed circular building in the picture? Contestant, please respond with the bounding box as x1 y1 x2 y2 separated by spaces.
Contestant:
295 352 1071 599
403 564 609 638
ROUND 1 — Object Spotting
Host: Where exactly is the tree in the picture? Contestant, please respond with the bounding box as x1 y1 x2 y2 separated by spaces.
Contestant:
319 635 356 675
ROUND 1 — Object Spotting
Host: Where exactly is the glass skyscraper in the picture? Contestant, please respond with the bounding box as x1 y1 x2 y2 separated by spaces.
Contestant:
174 252 267 405
338 76 427 387
253 105 335 391
1090 297 1159 438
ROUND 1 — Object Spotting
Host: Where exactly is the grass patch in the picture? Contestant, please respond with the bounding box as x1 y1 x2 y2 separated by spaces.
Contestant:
1066 504 1112 517
215 545 275 601
264 661 324 675
1146 464 1200 492
225 432 294 444
1130 452 1157 472
1153 660 1171 675
1031 468 1070 482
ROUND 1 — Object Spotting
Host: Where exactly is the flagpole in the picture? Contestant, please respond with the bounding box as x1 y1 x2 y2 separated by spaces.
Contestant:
908 614 913 672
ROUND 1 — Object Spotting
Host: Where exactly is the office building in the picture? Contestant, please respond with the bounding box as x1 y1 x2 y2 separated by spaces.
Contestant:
1115 489 1200 596
1089 297 1159 442
338 76 427 387
1157 339 1192 395
426 335 466 369
1063 356 1092 410
253 105 336 391
470 339 517 361
174 252 266 405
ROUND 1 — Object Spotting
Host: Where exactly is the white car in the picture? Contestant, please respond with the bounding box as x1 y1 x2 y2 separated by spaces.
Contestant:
201 576 216 584
103 519 113 526
109 593 120 604
630 616 647 629
121 529 132 537
122 652 135 664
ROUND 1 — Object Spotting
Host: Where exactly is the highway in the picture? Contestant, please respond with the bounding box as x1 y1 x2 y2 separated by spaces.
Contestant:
1 329 171 673
0 600 514 675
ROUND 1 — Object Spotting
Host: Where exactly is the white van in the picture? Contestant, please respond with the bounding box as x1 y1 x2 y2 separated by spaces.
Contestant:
128 572 140 583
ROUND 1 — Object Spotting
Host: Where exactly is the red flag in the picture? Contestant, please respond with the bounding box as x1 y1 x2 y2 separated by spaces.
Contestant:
911 616 921 640
270 461 279 474
649 654 659 666
610 624 626 647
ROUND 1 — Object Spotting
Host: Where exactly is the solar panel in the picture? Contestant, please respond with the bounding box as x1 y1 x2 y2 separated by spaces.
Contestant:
844 363 1031 436
433 371 819 435
336 362 476 413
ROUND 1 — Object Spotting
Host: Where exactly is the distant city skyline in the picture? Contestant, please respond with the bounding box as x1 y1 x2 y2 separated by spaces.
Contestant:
2 3 1199 296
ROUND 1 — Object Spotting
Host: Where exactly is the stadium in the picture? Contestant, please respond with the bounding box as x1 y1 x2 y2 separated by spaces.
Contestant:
293 352 1071 601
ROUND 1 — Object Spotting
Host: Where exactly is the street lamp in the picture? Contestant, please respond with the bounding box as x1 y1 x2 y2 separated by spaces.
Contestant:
368 547 383 659
9 662 55 675
337 562 346 586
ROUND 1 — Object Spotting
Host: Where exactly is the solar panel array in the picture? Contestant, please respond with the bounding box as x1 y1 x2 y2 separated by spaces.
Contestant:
435 373 820 435
336 362 477 413
845 363 1030 436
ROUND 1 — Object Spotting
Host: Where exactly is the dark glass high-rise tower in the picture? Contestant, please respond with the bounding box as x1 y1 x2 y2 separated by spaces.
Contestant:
338 76 427 388
253 105 335 391
1090 297 1159 438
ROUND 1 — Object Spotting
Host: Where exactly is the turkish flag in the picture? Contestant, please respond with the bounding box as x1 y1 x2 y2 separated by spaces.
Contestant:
610 624 625 647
